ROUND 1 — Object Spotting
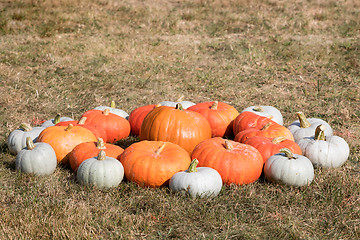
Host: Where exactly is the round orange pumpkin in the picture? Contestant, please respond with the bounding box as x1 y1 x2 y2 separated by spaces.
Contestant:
233 111 274 135
187 101 239 138
191 137 263 185
68 138 124 172
128 104 159 136
118 141 191 188
37 124 97 164
140 104 212 154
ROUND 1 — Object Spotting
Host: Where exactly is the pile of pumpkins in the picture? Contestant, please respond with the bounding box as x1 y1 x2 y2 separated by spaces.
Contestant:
7 98 350 198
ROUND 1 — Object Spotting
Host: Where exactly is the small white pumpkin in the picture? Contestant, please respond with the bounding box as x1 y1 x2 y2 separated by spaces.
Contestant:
287 112 333 143
159 96 195 109
94 101 129 119
264 148 314 187
7 123 45 155
77 150 124 189
41 114 74 128
16 137 57 176
169 159 223 198
298 124 350 168
241 105 284 125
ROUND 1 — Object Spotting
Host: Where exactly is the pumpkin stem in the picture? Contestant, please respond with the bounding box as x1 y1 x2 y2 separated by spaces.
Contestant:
53 114 61 124
272 136 286 144
210 101 218 110
176 96 184 102
155 103 162 107
78 117 87 125
96 138 106 149
224 140 234 151
175 103 184 110
188 159 199 173
314 124 326 141
155 143 166 155
97 150 106 161
65 124 74 131
20 123 32 132
279 148 296 159
261 122 271 131
103 109 110 116
25 137 35 150
253 106 264 112
110 100 116 108
296 112 311 128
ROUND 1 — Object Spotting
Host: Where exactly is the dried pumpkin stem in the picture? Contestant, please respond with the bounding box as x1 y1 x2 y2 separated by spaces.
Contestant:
103 108 110 115
261 122 271 131
20 123 32 132
210 101 218 110
280 148 295 159
96 138 106 149
272 136 286 144
78 117 87 125
97 150 106 161
110 101 116 108
53 114 61 125
175 103 184 110
253 106 264 112
314 124 326 141
296 112 311 128
155 143 166 155
188 159 199 173
65 124 74 131
26 137 35 150
224 140 234 151
155 103 162 107
176 96 184 102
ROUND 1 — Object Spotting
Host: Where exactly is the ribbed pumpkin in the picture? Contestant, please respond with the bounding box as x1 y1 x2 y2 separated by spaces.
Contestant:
191 137 263 185
187 101 239 138
140 104 212 154
69 138 124 172
234 122 295 143
244 136 302 163
233 111 274 135
128 104 160 136
118 141 191 188
37 124 97 164
81 109 130 143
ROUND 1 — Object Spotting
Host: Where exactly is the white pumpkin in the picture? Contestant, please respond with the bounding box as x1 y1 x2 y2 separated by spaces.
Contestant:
77 150 124 189
7 123 45 155
41 114 74 128
241 105 284 125
94 101 129 119
169 159 223 198
159 96 195 109
16 137 57 176
288 112 333 143
297 125 350 168
264 148 314 187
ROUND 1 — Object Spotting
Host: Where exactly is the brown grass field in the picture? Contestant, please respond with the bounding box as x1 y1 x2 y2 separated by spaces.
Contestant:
0 0 359 239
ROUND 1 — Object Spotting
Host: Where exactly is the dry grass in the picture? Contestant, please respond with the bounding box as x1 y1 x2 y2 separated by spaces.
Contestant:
0 0 359 239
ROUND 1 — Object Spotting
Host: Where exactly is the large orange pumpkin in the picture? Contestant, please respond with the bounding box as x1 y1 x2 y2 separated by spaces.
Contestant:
128 104 159 136
191 137 263 185
140 104 212 154
118 141 191 188
37 124 97 164
233 111 274 135
68 138 124 172
243 136 302 163
187 101 239 138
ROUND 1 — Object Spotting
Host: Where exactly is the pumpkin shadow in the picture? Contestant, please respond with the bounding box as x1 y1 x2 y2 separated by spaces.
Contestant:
0 142 10 154
115 136 139 149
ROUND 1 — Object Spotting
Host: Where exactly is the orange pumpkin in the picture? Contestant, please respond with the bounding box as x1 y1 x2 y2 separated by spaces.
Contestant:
243 136 302 163
191 137 263 185
81 109 130 143
68 138 124 172
234 122 295 143
118 141 191 188
140 104 212 154
233 111 274 135
187 101 239 138
128 104 159 136
37 124 97 164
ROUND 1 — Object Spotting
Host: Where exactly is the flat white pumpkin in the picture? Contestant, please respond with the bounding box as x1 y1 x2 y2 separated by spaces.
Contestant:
264 148 314 187
94 101 129 119
77 150 124 189
159 96 195 109
241 105 284 125
298 125 350 168
169 159 223 198
16 137 57 176
41 114 74 128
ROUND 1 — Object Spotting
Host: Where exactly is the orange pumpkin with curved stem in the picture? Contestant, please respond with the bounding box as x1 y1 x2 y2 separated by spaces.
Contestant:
187 101 239 137
128 104 160 136
37 124 97 164
191 137 263 185
69 138 124 172
243 136 302 163
234 122 294 143
81 109 130 143
118 141 191 188
233 111 274 135
140 104 212 154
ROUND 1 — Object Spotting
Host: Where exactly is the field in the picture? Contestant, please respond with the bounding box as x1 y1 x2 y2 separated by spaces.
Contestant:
0 0 359 239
